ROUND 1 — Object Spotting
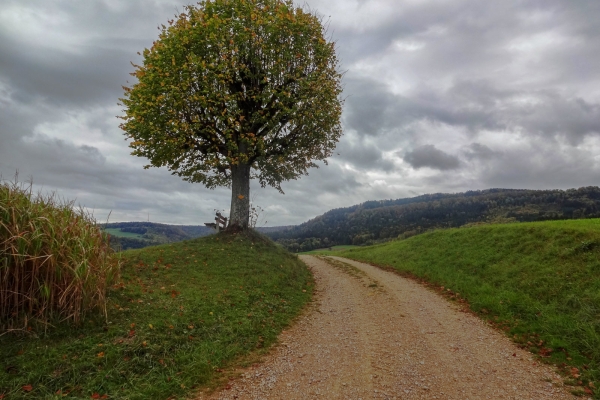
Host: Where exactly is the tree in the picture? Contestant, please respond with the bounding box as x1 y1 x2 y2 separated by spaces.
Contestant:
119 0 343 229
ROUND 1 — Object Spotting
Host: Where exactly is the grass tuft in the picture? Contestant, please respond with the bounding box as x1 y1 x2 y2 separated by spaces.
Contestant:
0 180 120 331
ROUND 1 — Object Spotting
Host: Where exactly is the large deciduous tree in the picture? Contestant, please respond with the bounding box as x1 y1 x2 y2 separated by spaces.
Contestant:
119 0 343 229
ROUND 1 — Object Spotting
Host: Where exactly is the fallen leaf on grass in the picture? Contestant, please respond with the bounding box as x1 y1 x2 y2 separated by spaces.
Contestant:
97 352 105 358
570 367 580 378
539 347 553 357
22 385 33 392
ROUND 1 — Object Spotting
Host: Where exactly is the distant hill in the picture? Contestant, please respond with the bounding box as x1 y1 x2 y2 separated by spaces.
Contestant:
102 221 292 250
103 222 214 250
267 187 600 252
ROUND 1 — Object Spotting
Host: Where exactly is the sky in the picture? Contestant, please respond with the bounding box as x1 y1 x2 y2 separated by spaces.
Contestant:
1 0 600 226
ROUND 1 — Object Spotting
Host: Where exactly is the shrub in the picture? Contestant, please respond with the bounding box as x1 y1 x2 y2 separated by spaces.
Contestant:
0 180 120 331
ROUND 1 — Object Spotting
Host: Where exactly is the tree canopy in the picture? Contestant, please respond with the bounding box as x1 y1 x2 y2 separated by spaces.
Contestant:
119 0 343 228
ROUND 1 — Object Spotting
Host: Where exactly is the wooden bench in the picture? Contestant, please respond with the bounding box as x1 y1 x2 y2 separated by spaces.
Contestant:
205 212 228 232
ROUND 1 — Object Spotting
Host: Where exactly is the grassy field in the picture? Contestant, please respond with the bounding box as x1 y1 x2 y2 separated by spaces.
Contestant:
0 231 313 399
338 219 600 397
103 228 144 239
300 245 359 255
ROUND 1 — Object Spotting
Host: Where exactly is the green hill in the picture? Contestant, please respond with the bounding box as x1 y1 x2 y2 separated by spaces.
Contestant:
338 219 600 397
0 231 312 399
103 222 292 250
269 187 600 252
102 222 214 250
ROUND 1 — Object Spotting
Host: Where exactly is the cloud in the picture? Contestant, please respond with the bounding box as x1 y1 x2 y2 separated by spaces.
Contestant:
2 0 600 226
463 142 501 161
403 145 461 171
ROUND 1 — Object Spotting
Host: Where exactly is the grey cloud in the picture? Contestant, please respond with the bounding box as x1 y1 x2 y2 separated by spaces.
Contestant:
343 78 397 136
0 43 134 107
346 74 600 144
343 77 433 137
463 143 501 161
403 145 461 171
3 0 600 226
335 138 394 171
517 94 600 142
476 145 600 190
339 0 600 143
0 0 181 107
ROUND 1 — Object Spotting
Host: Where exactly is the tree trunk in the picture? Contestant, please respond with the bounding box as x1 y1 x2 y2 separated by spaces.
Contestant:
228 162 251 230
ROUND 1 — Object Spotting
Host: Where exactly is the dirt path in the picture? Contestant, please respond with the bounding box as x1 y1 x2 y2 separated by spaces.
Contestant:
198 255 579 399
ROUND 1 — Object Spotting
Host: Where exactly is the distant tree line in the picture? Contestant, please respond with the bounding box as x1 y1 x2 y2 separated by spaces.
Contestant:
267 187 600 252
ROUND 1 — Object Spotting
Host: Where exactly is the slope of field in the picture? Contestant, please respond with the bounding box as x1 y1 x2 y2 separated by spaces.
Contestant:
102 222 214 250
0 231 313 399
269 187 600 252
103 222 292 250
338 219 600 397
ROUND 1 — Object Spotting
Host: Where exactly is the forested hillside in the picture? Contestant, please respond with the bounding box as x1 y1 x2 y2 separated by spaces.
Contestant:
268 187 600 252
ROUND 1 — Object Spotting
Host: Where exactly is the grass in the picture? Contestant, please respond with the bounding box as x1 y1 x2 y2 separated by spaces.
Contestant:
0 230 313 399
0 180 120 330
338 219 600 397
300 245 359 255
103 228 144 239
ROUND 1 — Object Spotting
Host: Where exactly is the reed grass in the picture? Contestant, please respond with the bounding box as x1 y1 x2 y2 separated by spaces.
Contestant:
0 180 121 331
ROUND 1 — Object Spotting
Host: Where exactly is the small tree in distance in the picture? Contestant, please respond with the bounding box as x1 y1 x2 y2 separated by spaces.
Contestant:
120 0 343 230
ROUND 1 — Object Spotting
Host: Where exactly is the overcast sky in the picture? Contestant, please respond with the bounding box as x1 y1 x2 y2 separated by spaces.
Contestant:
2 0 600 226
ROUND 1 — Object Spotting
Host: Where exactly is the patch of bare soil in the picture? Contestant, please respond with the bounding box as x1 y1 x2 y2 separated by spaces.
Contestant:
196 255 582 399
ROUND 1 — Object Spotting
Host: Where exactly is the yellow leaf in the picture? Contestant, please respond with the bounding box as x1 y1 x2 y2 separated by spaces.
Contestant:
97 352 105 358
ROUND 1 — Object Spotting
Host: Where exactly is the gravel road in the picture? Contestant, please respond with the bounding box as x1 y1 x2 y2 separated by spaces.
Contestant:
197 255 580 399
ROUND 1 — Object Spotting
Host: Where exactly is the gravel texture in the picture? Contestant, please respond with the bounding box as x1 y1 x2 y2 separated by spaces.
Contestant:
197 255 580 400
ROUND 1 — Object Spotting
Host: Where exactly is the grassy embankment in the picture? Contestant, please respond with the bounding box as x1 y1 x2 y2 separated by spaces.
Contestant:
103 228 144 239
300 245 359 255
0 231 313 399
339 219 600 397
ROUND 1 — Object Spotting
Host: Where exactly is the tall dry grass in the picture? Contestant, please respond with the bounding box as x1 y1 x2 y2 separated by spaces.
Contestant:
0 180 120 332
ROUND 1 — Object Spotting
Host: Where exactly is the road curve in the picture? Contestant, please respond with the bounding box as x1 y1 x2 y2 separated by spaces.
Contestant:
197 255 579 400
